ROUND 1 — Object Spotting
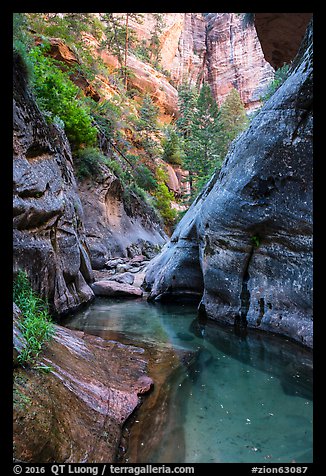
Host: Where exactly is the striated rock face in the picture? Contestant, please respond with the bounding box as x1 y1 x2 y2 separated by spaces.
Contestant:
205 13 274 112
108 13 274 113
13 52 94 315
13 324 153 463
169 13 208 88
77 166 167 268
155 13 273 111
144 22 313 348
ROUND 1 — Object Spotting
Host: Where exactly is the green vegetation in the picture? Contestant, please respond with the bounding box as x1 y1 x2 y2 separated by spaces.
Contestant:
261 64 290 102
74 146 106 179
218 88 249 159
13 13 251 229
13 271 54 365
29 45 97 148
154 168 177 226
162 127 185 166
176 83 249 199
251 235 261 248
242 13 255 27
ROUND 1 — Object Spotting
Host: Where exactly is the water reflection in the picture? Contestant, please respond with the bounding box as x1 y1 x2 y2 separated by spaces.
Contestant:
64 298 313 463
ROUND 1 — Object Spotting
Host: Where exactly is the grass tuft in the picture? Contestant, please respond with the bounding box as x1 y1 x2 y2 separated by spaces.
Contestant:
13 271 54 365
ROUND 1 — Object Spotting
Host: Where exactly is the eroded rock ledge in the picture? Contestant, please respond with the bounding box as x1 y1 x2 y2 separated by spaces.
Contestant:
144 22 313 348
13 325 153 463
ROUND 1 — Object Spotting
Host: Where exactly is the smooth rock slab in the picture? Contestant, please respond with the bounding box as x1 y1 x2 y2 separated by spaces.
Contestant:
13 325 152 463
145 22 313 348
91 280 143 298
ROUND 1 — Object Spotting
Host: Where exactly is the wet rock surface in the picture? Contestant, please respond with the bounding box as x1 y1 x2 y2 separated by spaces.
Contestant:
13 52 94 315
13 304 27 366
13 325 153 463
145 23 313 348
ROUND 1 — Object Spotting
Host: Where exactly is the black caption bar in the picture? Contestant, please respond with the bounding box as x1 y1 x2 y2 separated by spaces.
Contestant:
9 463 318 476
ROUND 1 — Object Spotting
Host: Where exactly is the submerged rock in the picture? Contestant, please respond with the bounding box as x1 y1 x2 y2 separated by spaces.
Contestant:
145 21 313 348
13 325 153 463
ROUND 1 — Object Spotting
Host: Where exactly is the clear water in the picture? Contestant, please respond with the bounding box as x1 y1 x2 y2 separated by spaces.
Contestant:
64 298 313 463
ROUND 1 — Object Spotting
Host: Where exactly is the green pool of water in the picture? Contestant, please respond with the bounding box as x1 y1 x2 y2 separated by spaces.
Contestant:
64 298 313 463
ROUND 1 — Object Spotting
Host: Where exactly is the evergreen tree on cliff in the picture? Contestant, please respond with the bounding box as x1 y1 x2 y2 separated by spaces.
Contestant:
218 88 248 159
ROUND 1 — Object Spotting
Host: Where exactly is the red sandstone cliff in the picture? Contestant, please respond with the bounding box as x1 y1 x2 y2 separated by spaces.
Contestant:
129 13 274 112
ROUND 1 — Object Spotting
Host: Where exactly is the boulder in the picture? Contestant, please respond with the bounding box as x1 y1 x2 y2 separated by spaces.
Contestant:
109 272 135 286
145 22 313 348
91 281 143 298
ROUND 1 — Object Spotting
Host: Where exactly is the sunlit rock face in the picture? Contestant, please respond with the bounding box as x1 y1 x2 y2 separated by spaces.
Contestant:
204 13 274 112
157 13 273 111
120 13 274 112
13 52 94 315
145 22 313 348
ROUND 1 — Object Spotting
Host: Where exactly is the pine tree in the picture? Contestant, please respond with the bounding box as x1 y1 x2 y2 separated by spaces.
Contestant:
218 88 248 159
149 13 165 68
180 83 221 196
138 94 159 135
176 82 198 139
137 93 161 158
162 128 185 166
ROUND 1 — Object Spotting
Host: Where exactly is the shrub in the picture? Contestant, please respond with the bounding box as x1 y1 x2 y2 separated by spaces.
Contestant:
74 147 106 179
29 46 97 148
261 64 290 102
134 164 158 191
13 271 54 365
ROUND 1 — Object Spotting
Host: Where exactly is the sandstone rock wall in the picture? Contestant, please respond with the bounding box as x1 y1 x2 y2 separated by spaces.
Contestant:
13 52 94 315
107 13 274 113
205 13 274 111
144 22 313 348
13 324 152 462
77 163 167 269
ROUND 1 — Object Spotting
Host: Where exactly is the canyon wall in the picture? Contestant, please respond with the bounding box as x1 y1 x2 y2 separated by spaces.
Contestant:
144 21 313 348
13 52 94 315
129 13 274 112
78 164 167 269
12 51 166 314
